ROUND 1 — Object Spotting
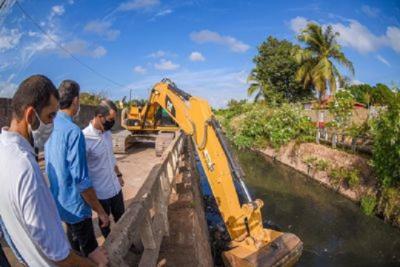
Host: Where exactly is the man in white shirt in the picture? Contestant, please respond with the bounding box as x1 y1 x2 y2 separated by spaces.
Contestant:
0 75 97 266
83 100 125 237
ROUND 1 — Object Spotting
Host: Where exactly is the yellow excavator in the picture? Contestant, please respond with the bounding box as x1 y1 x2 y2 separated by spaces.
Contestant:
118 79 303 266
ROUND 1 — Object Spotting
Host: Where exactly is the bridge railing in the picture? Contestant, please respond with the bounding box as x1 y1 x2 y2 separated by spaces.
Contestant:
316 128 372 155
104 132 185 267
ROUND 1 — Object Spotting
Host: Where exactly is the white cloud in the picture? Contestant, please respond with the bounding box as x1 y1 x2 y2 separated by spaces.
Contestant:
117 0 160 11
289 17 400 54
190 30 250 53
361 5 380 18
23 36 107 61
189 51 205 62
84 20 120 41
148 50 166 58
22 32 59 63
133 65 147 74
63 39 107 58
331 20 386 53
92 46 107 58
0 62 12 70
376 55 391 67
155 9 172 17
350 79 364 85
387 26 400 53
0 27 22 52
0 78 18 98
154 59 179 71
50 5 65 18
290 16 309 34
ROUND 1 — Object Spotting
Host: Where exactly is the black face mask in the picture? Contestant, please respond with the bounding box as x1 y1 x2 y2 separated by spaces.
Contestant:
103 119 115 131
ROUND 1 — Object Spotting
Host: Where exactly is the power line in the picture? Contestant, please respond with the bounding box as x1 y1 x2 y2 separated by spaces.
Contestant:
15 1 124 88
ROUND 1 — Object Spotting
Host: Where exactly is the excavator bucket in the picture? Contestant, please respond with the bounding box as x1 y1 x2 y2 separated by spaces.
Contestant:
222 233 303 267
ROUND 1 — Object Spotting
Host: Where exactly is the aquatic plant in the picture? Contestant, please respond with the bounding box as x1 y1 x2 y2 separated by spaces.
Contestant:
361 195 377 216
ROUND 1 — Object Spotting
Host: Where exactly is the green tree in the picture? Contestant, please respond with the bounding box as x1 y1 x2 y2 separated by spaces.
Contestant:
347 84 373 107
248 36 312 103
294 23 355 101
328 90 355 130
371 93 400 187
371 83 395 106
79 92 105 106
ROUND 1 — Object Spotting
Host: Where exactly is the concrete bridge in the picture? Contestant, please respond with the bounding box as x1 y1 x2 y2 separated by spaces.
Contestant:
102 132 213 266
0 98 214 266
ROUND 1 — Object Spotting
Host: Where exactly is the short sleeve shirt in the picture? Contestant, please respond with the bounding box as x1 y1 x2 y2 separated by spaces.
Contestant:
83 123 121 200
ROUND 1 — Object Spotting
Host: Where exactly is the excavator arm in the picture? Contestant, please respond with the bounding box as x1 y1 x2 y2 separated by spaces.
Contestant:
141 79 302 266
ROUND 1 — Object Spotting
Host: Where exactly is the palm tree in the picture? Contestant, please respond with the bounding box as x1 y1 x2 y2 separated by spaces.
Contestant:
294 23 354 143
247 69 283 105
247 69 268 102
294 23 354 101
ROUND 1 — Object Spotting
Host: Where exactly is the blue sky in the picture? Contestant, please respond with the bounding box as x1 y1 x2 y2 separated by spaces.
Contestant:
0 0 399 107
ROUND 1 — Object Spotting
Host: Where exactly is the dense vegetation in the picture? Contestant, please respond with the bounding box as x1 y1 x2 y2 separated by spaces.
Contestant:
80 92 105 106
347 83 395 107
218 22 400 226
217 102 315 149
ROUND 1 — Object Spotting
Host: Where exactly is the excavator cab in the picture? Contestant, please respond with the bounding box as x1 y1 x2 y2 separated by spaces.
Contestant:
118 79 303 266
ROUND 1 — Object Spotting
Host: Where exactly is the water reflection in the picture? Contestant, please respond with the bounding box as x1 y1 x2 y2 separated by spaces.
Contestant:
237 149 400 267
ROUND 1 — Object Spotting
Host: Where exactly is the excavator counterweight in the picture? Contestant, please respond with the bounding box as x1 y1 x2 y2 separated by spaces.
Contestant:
119 79 303 266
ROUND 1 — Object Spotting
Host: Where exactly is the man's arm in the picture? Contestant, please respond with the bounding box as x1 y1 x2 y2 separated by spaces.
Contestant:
67 130 109 227
114 165 124 187
20 170 96 266
81 188 109 227
56 251 96 267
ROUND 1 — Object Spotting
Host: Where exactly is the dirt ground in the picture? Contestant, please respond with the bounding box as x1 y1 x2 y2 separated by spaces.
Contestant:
260 141 376 201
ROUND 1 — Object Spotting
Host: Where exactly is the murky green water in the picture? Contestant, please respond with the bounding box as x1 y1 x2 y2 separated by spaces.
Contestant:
236 150 400 267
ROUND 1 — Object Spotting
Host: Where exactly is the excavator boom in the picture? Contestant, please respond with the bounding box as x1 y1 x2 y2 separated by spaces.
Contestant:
125 79 302 266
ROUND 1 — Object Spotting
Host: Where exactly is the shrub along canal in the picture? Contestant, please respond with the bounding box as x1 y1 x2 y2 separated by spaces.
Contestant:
235 149 400 267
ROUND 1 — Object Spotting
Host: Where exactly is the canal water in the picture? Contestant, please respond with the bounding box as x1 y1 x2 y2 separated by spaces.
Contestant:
198 148 400 266
236 149 400 267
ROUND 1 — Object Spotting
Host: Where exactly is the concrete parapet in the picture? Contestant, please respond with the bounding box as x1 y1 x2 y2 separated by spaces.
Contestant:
104 132 186 266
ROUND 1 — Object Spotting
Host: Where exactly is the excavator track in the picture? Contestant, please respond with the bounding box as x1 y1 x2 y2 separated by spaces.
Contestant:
112 130 133 154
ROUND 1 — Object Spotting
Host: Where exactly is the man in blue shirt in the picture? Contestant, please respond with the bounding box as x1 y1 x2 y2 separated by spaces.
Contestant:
45 80 109 266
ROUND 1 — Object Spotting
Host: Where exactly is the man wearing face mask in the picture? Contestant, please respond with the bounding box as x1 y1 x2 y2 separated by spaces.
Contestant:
83 100 125 237
45 80 109 266
0 75 97 266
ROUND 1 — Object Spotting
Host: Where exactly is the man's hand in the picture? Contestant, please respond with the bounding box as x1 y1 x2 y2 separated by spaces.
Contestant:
56 250 97 267
118 175 124 187
88 246 109 267
115 165 124 187
98 212 110 228
81 188 110 228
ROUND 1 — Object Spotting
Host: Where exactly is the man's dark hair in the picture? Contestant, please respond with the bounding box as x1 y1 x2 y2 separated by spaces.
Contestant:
100 99 118 112
12 75 59 120
94 105 110 117
59 80 80 109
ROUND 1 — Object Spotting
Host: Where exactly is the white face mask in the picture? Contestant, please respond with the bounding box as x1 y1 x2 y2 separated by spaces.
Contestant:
29 110 54 149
